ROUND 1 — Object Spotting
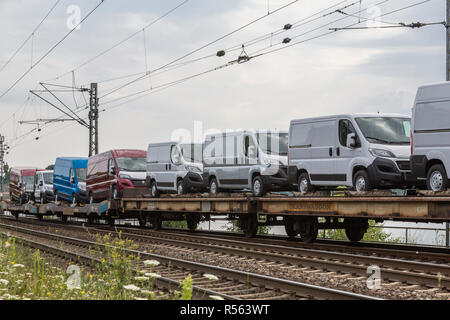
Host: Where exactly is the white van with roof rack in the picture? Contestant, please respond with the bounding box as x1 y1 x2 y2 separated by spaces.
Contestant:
288 113 414 192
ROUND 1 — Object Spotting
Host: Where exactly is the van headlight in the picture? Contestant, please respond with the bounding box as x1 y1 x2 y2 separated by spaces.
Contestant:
369 148 396 158
186 165 201 173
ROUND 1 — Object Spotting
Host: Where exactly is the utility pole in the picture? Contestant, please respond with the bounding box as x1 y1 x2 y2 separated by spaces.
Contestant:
88 83 99 157
446 0 450 247
0 135 8 193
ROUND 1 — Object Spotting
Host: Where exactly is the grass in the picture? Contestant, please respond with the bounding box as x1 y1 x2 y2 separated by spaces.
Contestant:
0 232 201 300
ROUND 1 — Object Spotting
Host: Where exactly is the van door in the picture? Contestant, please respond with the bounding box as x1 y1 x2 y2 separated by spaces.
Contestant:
309 120 338 185
335 118 360 185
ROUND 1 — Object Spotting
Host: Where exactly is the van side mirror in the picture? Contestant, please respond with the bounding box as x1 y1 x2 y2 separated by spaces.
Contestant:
70 176 75 184
346 133 357 149
39 181 43 186
109 167 116 175
248 146 256 158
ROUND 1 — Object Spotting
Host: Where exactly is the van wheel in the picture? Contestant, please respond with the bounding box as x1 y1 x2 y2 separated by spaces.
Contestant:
177 180 185 195
427 164 448 192
151 181 160 198
353 170 371 192
89 193 94 205
298 173 313 194
209 178 218 195
252 176 265 197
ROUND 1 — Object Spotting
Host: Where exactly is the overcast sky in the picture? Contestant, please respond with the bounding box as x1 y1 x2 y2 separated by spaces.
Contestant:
0 0 446 168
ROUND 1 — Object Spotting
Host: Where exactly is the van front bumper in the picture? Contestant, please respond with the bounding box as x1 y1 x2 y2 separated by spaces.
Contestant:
367 157 416 188
182 172 206 192
261 166 291 191
75 190 89 204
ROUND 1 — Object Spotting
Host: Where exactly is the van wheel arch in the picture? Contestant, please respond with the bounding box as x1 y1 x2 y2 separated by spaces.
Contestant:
426 159 445 175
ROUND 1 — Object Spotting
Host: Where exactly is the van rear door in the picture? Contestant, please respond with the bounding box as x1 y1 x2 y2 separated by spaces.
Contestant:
309 120 337 185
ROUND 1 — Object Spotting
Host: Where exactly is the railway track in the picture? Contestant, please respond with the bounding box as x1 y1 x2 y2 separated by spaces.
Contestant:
1 215 449 299
0 220 379 300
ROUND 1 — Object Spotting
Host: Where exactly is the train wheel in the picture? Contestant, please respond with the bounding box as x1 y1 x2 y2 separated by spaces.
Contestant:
37 214 43 221
138 217 146 227
298 217 318 243
61 215 68 223
345 218 368 242
239 214 258 238
186 214 200 232
284 216 298 239
13 212 19 220
150 214 162 230
87 214 95 225
108 217 115 226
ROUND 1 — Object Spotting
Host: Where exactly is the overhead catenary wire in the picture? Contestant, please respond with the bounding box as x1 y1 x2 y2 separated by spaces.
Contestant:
0 0 106 101
46 0 191 82
0 0 62 74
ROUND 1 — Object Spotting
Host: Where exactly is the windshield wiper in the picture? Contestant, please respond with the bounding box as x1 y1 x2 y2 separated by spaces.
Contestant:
365 137 392 144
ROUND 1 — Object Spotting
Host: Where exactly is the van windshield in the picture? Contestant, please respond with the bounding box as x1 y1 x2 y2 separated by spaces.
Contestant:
256 133 288 156
76 168 86 182
116 157 146 172
22 176 34 187
43 172 53 184
180 144 203 163
355 117 411 145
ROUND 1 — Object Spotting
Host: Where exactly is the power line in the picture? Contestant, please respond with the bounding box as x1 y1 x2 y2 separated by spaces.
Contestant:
47 0 191 82
0 0 106 100
331 20 445 31
0 0 62 74
98 0 304 101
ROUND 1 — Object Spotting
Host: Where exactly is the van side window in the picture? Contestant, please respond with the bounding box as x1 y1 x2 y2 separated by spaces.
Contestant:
108 159 114 174
339 120 356 147
171 146 179 164
244 136 256 157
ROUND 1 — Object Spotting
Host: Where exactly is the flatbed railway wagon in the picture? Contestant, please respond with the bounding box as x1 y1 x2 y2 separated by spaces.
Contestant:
1 190 450 243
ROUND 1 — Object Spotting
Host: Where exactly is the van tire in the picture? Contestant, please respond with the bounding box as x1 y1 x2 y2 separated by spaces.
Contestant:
209 178 219 195
427 164 448 192
151 181 160 198
298 173 313 194
353 170 371 192
177 180 185 195
252 176 266 197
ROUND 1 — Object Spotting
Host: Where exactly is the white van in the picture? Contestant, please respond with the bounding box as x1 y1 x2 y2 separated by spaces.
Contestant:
411 82 450 191
288 114 413 192
146 142 204 196
33 170 55 203
203 130 290 197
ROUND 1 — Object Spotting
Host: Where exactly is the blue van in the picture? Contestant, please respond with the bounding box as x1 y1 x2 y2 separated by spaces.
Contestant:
53 157 88 204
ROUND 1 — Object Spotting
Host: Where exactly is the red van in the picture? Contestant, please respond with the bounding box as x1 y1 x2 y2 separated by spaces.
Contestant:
9 167 40 204
86 149 147 203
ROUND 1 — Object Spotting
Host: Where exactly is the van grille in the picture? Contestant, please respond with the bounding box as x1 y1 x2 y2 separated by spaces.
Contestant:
396 161 410 171
131 180 146 187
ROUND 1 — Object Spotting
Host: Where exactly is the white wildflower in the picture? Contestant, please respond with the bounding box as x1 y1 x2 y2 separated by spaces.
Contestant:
203 274 219 281
134 276 149 282
144 273 161 279
12 264 25 268
143 260 160 267
124 284 140 292
4 244 10 248
0 279 9 286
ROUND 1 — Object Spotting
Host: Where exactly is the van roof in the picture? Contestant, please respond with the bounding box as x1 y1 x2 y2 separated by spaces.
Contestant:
111 149 146 157
11 168 39 176
205 129 288 139
290 113 410 125
415 81 450 103
56 157 88 168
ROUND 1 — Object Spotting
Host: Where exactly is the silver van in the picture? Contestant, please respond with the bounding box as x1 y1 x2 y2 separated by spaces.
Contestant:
203 130 290 197
33 170 55 203
411 82 450 191
288 114 413 192
146 142 204 196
